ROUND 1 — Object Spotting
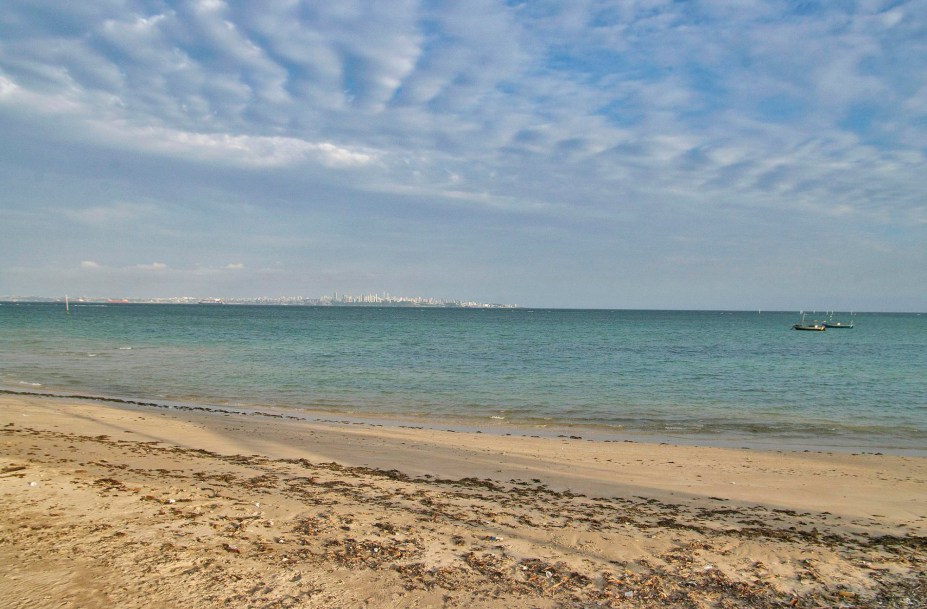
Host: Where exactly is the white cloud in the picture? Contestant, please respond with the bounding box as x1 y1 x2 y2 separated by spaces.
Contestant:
80 260 101 269
142 128 377 168
0 1 925 308
136 262 169 271
197 0 225 13
64 202 157 226
224 263 244 270
0 75 18 97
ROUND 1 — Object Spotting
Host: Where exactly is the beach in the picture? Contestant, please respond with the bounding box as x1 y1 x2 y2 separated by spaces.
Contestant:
1 394 924 608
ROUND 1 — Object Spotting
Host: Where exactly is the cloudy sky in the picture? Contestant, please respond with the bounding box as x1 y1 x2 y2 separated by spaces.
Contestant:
1 1 925 310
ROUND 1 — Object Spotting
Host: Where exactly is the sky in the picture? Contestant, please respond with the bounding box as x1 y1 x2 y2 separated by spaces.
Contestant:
1 1 925 311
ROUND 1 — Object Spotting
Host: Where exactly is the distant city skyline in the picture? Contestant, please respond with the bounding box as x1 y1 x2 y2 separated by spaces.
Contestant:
1 2 925 312
2 293 906 313
1 292 519 309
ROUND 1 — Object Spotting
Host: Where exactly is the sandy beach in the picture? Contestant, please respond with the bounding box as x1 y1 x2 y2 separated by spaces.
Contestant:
1 394 924 608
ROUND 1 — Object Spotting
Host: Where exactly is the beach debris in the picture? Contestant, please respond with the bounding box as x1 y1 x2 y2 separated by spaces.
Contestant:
92 477 133 493
9 411 925 609
324 537 422 569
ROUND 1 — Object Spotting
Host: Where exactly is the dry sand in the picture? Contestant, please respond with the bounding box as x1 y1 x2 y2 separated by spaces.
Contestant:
1 393 924 608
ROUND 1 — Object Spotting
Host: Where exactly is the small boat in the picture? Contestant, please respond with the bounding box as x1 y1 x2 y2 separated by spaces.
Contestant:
793 312 825 331
823 312 854 329
793 323 825 331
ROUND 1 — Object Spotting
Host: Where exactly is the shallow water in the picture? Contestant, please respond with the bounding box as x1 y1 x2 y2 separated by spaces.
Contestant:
2 303 925 452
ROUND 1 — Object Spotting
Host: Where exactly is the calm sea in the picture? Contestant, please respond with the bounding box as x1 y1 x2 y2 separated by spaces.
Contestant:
2 303 925 453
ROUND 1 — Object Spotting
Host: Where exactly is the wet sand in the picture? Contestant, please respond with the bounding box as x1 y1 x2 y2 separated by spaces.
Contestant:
1 394 925 608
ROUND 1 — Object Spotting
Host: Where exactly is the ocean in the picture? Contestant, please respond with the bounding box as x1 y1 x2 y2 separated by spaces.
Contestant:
2 303 925 454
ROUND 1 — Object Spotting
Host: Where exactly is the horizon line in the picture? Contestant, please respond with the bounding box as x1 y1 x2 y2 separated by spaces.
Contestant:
1 298 923 315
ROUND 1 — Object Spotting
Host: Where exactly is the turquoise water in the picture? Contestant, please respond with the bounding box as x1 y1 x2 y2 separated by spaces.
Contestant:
2 303 925 453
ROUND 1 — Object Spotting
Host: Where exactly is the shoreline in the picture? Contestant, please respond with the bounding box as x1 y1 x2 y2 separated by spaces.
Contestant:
2 393 925 608
3 388 924 457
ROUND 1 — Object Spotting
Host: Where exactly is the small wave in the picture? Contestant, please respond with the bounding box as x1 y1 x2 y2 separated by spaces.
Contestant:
87 353 97 357
490 415 505 420
664 423 706 432
18 381 42 387
117 347 133 350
